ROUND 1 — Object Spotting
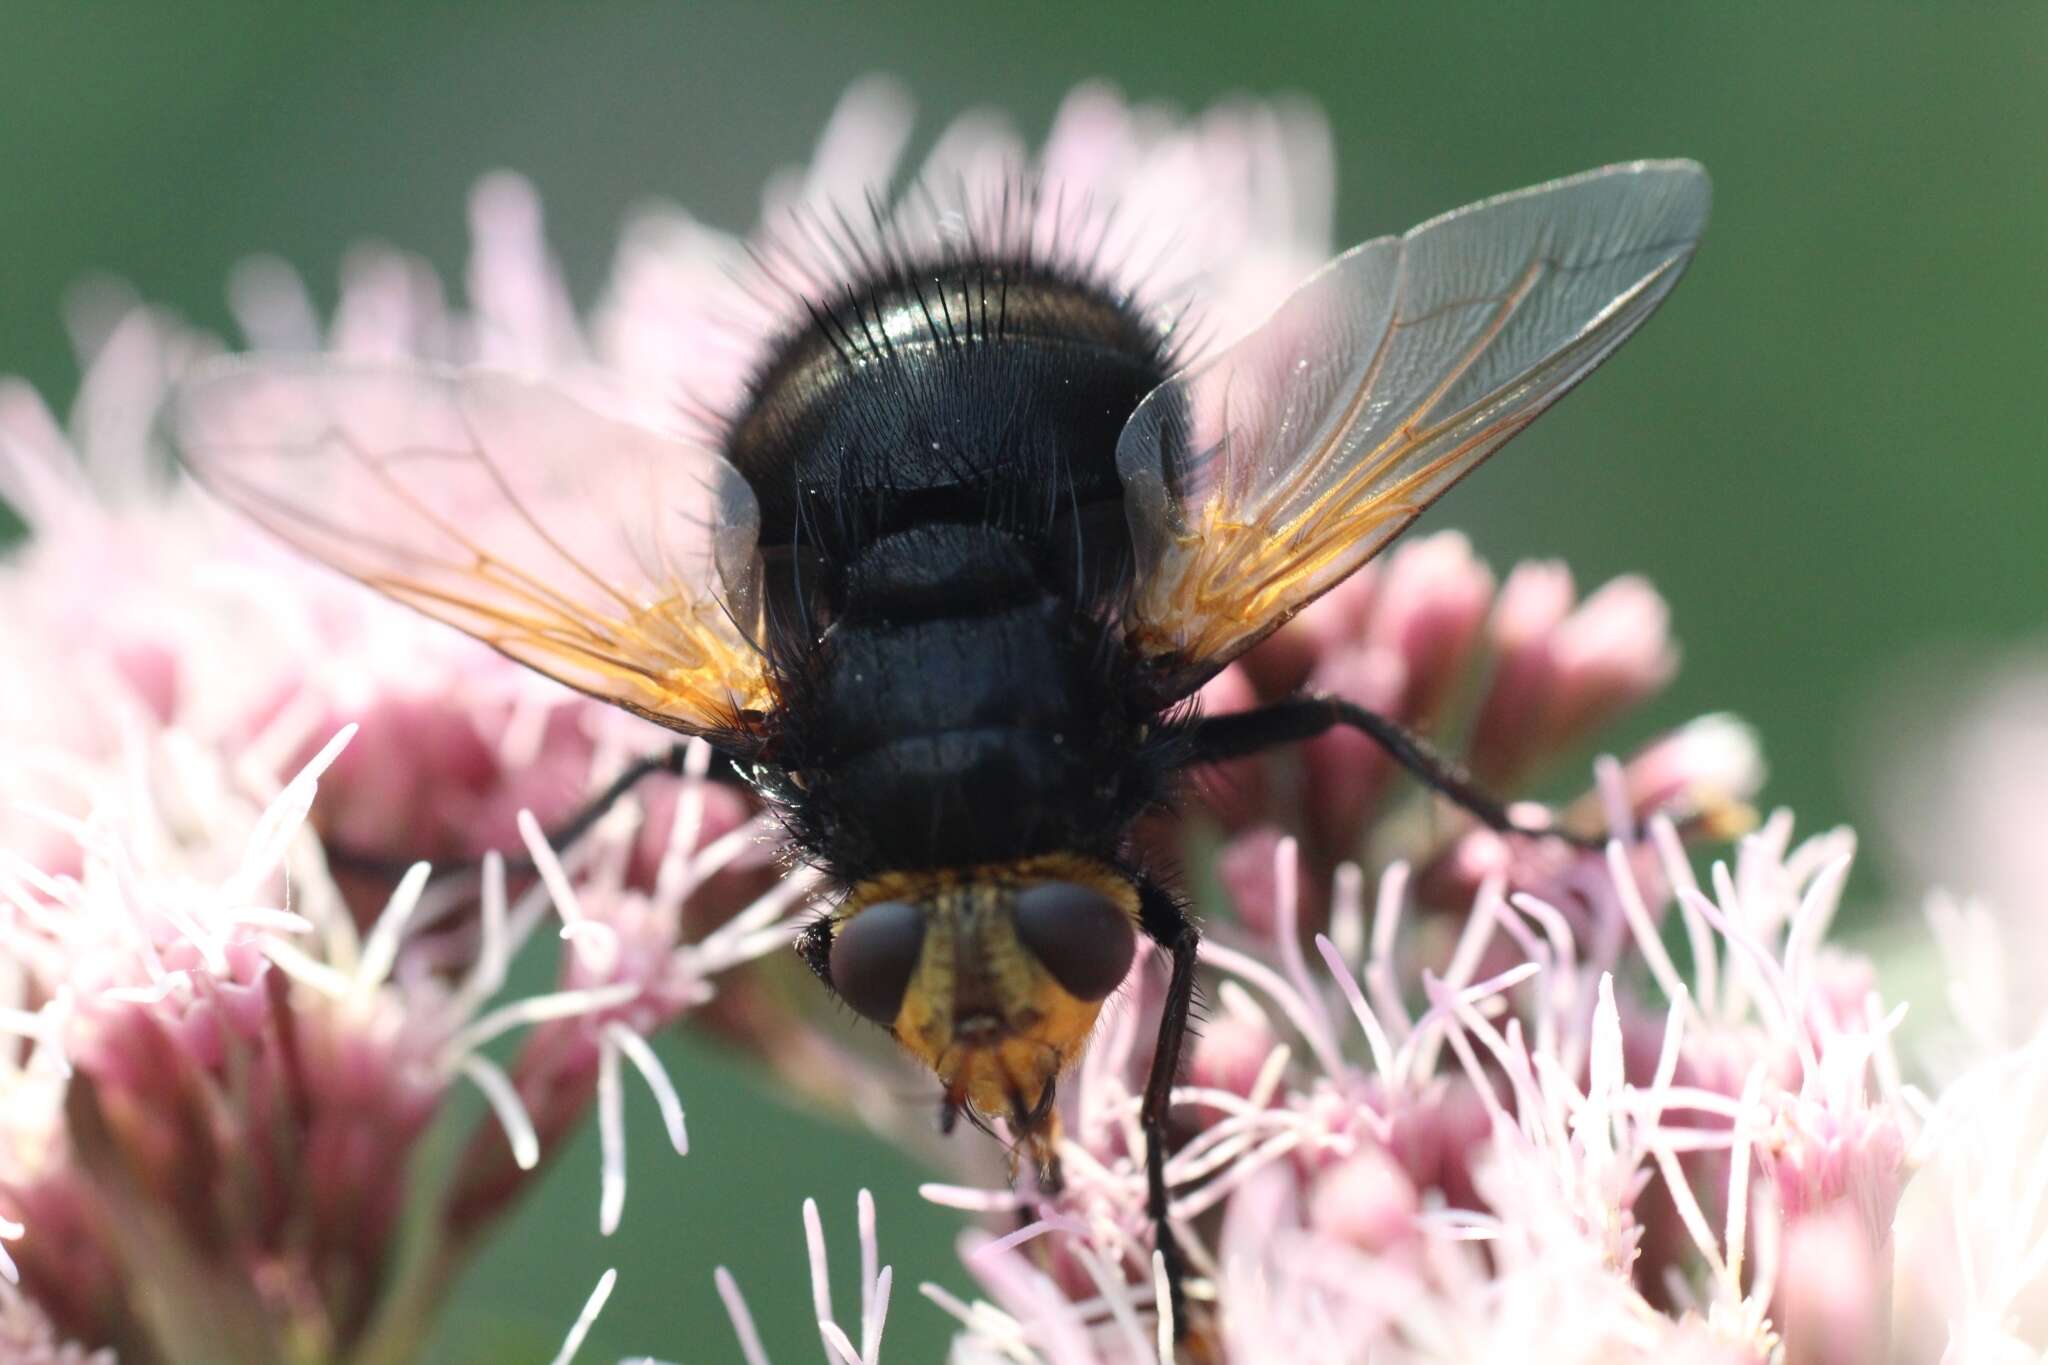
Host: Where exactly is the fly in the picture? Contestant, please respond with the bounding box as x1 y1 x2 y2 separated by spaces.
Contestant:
173 159 1710 1338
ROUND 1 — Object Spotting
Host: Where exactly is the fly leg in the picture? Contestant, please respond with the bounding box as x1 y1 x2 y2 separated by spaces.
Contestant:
325 741 749 880
541 742 697 858
1137 877 1201 1342
1178 694 1600 849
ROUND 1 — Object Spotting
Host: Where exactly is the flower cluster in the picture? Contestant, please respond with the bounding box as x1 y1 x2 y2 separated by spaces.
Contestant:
3 73 2035 1365
674 807 1990 1365
1187 525 1760 930
542 87 2033 1365
0 693 811 1361
880 804 1892 1362
0 272 802 1365
0 75 1350 1364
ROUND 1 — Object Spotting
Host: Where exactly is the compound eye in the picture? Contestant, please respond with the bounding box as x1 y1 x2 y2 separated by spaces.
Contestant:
1013 883 1136 1002
829 900 926 1026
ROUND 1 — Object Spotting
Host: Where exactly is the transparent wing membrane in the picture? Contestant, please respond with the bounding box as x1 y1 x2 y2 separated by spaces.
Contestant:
175 360 771 739
1117 160 1709 694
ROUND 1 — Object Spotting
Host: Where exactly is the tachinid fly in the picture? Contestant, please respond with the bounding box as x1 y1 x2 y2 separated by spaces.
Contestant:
173 156 1710 1335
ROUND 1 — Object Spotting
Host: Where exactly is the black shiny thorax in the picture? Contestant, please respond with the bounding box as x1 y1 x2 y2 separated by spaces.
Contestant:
723 258 1178 880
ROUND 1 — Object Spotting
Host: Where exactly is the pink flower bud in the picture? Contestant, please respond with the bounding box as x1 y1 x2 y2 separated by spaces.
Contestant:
1780 1205 1889 1365
1299 644 1405 856
1767 1101 1908 1257
0 1284 113 1365
1545 575 1679 748
1361 531 1494 728
1236 562 1380 697
1611 714 1766 834
1187 1009 1282 1101
1217 827 1290 939
1469 559 1575 784
307 692 502 861
1306 1145 1420 1253
1385 1079 1493 1213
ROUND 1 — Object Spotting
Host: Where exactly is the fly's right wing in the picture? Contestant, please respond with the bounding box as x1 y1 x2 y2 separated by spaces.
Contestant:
174 360 773 743
1116 161 1710 699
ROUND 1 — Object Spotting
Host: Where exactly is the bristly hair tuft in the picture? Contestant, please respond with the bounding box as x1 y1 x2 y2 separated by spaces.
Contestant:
716 167 1201 451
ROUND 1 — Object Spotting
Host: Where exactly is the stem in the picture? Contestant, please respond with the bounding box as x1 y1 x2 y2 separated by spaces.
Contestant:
342 1233 465 1365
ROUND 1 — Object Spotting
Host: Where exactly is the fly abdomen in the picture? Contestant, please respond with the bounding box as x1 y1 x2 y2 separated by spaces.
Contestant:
836 524 1043 626
784 525 1150 874
813 602 1079 760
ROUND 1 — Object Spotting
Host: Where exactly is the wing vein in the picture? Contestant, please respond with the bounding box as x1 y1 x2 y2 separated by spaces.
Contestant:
1116 161 1708 694
174 360 771 738
454 401 650 622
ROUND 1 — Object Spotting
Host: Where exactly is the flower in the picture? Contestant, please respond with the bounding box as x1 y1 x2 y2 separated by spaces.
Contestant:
0 296 635 929
716 1191 896 1365
0 700 808 1360
1894 1028 2048 1364
6 67 2029 1365
1468 565 1679 788
2 719 491 1356
0 1283 114 1365
1865 651 2048 1363
441 768 817 1244
879 810 1929 1363
1175 524 1762 950
1868 651 2048 1059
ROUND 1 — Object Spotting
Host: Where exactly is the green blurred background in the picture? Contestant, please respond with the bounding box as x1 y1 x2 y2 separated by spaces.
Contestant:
3 3 2042 1359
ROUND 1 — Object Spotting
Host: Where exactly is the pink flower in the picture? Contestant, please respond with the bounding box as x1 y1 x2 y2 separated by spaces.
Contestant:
0 300 622 933
712 1191 896 1365
1174 526 1760 911
876 805 1932 1361
0 723 499 1354
443 766 817 1243
0 704 804 1360
0 1283 113 1365
1893 1029 2048 1364
11 68 2027 1365
1870 651 2048 929
1469 567 1679 786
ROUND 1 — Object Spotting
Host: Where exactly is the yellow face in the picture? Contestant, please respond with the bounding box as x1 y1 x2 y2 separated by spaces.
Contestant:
822 853 1141 1172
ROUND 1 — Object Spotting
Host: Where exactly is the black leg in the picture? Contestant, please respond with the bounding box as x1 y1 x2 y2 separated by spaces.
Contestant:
539 743 693 860
326 740 739 881
1178 695 1600 849
1137 876 1200 1341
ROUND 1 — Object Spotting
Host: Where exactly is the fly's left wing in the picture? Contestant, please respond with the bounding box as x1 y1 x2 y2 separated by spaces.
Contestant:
175 360 773 743
1116 161 1709 699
